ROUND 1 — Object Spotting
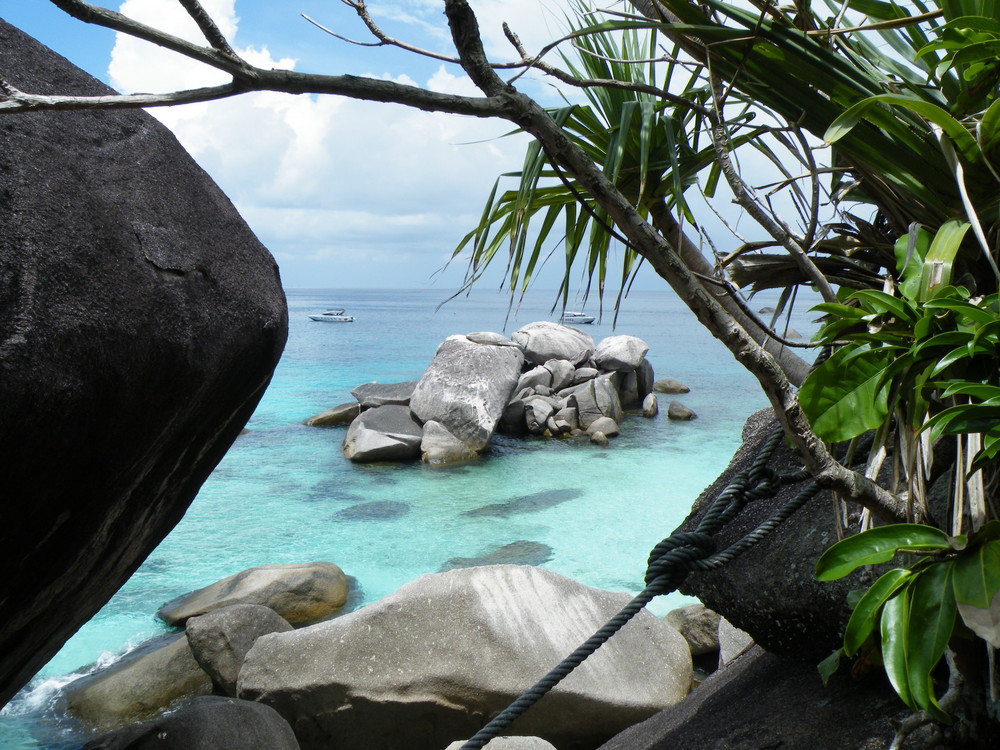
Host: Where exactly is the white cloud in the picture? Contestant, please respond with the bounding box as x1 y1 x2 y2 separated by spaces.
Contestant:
108 1 578 287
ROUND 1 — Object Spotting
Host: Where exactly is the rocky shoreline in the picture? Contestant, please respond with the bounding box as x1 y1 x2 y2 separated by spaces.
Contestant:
56 409 935 750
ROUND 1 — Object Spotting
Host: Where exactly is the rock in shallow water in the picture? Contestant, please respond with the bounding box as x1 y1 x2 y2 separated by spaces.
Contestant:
342 404 423 462
461 488 582 518
158 562 348 627
237 565 692 750
186 604 293 697
410 334 524 452
62 633 212 731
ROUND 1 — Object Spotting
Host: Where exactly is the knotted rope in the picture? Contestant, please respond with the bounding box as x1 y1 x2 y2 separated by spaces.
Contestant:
460 427 821 749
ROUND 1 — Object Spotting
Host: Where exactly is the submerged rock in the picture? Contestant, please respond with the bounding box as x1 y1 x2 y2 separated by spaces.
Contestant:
334 501 409 521
461 488 582 518
238 566 692 750
0 20 287 704
158 562 348 627
439 540 554 571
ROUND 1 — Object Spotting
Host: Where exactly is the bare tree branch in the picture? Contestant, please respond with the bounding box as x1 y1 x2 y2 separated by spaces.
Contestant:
176 0 241 61
708 73 839 304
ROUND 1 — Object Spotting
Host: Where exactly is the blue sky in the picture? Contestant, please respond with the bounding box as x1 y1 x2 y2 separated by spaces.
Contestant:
3 0 630 293
1 1 776 299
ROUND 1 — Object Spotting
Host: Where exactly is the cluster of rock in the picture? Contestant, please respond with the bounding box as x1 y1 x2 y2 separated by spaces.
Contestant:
67 564 695 750
309 321 696 463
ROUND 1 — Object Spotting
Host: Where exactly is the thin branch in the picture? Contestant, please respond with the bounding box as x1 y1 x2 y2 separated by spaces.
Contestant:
691 271 819 349
303 5 464 65
176 0 240 61
0 83 243 112
707 71 839 303
47 0 251 79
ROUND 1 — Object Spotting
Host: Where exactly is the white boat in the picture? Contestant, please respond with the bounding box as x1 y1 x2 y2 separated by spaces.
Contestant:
309 309 355 322
559 311 594 324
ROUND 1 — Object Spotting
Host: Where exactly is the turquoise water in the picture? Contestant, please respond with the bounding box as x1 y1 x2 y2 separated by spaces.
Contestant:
0 286 816 748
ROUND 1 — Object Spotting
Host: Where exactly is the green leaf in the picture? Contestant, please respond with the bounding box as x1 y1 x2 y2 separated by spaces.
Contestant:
953 539 1000 608
848 289 917 322
980 97 1000 153
815 524 954 581
844 568 914 656
798 344 892 443
895 226 932 301
818 647 845 686
881 587 914 709
825 94 981 162
918 220 970 302
906 563 956 724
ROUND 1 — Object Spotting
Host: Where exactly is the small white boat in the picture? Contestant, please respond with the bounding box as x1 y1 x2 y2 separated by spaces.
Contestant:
309 309 355 322
559 311 594 325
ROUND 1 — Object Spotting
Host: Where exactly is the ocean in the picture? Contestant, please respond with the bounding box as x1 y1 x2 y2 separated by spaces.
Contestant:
0 285 817 748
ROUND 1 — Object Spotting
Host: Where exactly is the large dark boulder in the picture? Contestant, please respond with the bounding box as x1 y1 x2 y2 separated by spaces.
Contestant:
597 646 917 750
81 695 300 750
676 410 880 660
0 21 287 705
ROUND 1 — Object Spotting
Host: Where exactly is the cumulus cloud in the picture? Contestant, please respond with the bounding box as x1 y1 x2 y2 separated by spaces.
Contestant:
108 0 558 287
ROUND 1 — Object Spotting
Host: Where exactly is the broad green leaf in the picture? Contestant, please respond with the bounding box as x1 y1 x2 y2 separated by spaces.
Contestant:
844 568 914 656
918 220 970 302
811 302 868 319
938 15 1000 35
925 403 1000 441
848 289 918 321
953 539 1000 608
906 563 956 724
798 344 891 443
881 587 914 709
952 39 1000 67
939 382 1000 400
957 588 1000 648
818 647 845 686
895 226 933 301
815 524 953 581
